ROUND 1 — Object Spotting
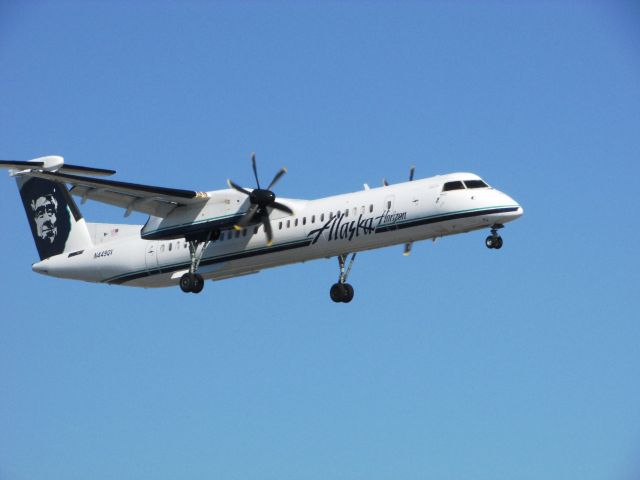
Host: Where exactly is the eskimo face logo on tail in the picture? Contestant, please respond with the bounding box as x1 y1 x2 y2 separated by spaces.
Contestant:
19 178 72 259
31 194 59 243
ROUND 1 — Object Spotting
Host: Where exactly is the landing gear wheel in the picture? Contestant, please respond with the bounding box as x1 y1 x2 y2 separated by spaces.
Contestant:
191 274 204 294
330 283 346 303
485 235 503 249
180 273 195 293
329 283 355 303
342 283 354 303
485 235 495 249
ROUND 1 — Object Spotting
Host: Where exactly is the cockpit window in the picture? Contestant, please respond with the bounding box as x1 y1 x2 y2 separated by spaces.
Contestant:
442 181 465 192
464 179 489 189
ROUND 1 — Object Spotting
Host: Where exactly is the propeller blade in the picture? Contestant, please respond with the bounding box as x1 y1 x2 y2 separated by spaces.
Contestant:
235 204 260 229
262 216 274 246
227 179 251 195
271 201 294 215
403 242 413 256
409 165 415 182
383 178 389 186
266 167 287 191
251 152 260 189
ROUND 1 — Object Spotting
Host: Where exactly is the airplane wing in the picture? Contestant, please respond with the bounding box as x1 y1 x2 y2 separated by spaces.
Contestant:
22 170 210 217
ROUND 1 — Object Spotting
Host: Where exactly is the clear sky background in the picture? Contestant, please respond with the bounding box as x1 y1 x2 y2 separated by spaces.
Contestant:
1 1 639 479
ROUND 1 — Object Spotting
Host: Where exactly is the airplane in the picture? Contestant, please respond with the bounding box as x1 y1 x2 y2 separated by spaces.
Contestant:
1 154 523 303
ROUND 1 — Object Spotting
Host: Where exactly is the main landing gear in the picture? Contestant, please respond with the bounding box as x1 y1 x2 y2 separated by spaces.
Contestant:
179 231 218 294
485 224 504 250
330 253 356 303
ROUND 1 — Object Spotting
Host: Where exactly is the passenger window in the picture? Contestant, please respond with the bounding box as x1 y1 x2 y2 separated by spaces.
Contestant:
303 217 306 225
442 181 465 192
321 213 325 222
279 222 282 230
295 218 299 227
369 204 373 213
344 209 348 218
287 220 290 228
168 243 172 251
235 230 240 238
311 215 315 223
387 201 391 209
243 229 247 237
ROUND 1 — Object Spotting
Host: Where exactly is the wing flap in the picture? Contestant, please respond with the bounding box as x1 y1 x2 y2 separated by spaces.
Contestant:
59 164 116 176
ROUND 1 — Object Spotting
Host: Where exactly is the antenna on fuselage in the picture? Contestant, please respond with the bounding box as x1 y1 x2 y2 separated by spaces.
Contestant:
383 165 415 187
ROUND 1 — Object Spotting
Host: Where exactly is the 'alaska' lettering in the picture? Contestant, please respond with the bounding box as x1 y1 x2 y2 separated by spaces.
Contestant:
307 209 407 245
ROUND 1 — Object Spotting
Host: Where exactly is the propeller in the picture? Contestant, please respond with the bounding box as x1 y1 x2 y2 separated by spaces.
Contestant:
380 165 417 254
404 165 416 255
227 153 293 246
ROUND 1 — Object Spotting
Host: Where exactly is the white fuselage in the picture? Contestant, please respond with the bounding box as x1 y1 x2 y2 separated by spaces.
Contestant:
32 173 523 288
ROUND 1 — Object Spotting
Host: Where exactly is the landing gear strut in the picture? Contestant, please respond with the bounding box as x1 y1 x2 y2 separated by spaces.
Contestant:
179 231 217 294
330 253 356 303
485 224 504 250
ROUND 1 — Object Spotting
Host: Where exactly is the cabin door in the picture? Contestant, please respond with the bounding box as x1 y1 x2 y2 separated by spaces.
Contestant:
145 241 159 271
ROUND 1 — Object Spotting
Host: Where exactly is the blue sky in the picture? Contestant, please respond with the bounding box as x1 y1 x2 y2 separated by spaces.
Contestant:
1 1 639 479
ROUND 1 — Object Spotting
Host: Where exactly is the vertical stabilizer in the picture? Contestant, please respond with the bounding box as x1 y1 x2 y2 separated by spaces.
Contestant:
16 176 93 260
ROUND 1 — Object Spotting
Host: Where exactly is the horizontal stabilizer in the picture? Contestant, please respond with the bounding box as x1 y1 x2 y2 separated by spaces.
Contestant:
1 156 115 176
0 160 45 169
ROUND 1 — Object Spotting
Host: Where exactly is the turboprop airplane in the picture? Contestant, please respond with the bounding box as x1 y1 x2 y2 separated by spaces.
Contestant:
1 154 523 303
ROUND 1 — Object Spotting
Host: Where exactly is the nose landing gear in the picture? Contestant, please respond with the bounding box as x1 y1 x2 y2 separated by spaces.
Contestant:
485 224 504 250
330 253 356 303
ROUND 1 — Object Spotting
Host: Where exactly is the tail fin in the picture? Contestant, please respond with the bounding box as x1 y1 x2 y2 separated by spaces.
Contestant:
16 176 93 260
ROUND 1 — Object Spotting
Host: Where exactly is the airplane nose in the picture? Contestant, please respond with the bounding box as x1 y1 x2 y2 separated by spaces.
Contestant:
498 191 523 220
